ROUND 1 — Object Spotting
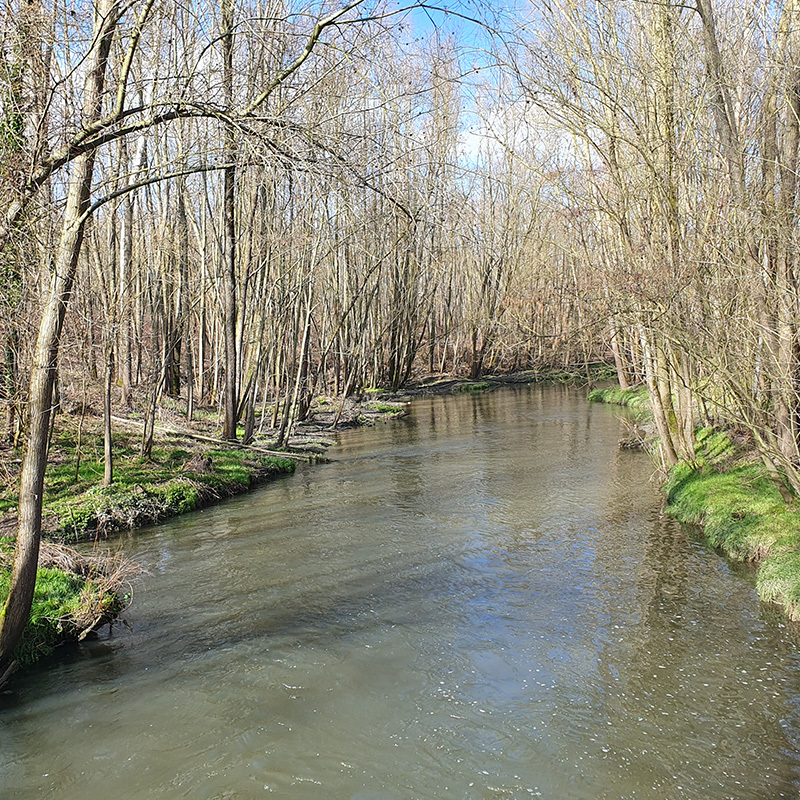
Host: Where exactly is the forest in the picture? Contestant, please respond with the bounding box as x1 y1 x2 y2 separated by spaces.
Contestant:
2 0 800 672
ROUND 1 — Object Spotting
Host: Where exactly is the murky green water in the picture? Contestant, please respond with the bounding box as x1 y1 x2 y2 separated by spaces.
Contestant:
2 385 800 799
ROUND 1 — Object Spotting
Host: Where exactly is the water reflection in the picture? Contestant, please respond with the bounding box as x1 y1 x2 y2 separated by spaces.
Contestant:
2 386 800 799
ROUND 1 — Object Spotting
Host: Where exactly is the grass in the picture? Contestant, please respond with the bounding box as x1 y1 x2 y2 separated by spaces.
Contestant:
0 542 130 668
454 380 493 393
0 566 86 666
366 401 407 414
0 431 297 542
588 385 651 420
664 426 800 619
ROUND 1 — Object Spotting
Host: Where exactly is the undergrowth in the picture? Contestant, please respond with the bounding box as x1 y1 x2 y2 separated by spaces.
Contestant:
454 381 493 393
530 364 616 383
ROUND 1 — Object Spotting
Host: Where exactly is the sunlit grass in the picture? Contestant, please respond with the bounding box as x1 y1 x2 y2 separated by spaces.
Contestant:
366 401 407 414
588 385 651 420
454 380 493 393
665 426 800 618
0 554 120 667
0 431 296 542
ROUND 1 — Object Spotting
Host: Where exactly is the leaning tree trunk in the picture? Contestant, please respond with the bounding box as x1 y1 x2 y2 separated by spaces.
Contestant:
0 0 119 672
0 149 98 668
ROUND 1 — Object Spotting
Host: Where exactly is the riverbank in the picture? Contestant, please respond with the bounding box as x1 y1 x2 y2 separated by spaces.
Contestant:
0 369 603 674
0 440 299 675
590 385 800 620
0 541 138 684
0 392 415 672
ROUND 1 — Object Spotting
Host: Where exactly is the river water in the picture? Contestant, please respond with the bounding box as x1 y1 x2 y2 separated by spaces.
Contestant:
2 385 800 799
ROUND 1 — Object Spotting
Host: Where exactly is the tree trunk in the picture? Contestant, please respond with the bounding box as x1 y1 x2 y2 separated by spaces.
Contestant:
103 344 114 487
221 0 238 440
0 0 119 670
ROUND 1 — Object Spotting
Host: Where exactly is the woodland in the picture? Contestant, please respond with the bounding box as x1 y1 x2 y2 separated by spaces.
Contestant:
2 0 800 669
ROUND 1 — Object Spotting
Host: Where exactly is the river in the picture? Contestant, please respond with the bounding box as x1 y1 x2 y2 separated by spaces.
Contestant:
2 385 800 799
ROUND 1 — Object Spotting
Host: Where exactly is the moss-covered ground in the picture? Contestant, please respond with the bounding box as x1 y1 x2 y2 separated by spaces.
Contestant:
664 428 800 617
0 431 297 542
591 386 800 619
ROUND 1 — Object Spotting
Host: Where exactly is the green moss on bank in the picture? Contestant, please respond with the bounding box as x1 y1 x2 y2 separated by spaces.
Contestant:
454 381 493 393
665 427 800 618
366 400 407 415
588 385 651 420
0 434 297 542
592 386 800 619
49 449 296 541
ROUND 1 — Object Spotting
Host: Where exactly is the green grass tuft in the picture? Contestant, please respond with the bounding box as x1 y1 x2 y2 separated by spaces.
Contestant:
367 401 406 414
758 552 800 610
161 480 200 514
454 381 492 393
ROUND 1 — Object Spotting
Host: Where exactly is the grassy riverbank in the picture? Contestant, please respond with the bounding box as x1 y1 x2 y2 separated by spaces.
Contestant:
591 385 800 619
1 369 604 546
1 431 298 543
0 539 135 672
588 385 651 418
0 369 599 675
0 435 297 674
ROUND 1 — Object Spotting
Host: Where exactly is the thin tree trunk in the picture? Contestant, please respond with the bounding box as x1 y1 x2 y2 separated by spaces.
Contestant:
103 343 114 486
221 0 238 440
0 0 119 670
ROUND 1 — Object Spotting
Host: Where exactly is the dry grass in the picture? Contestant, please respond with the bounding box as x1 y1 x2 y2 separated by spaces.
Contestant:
0 541 143 663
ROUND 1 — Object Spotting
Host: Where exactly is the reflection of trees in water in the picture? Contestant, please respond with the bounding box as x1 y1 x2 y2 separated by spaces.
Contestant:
583 445 800 797
12 385 800 797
